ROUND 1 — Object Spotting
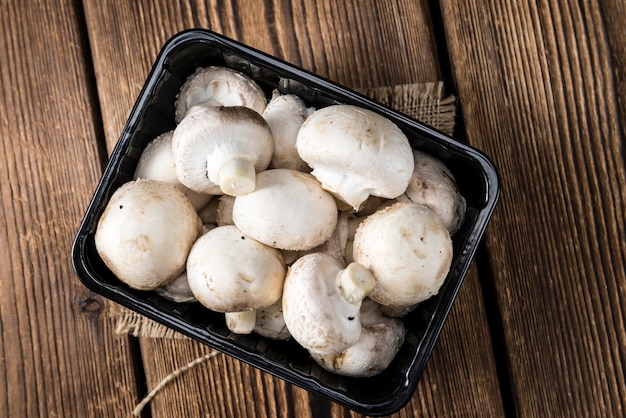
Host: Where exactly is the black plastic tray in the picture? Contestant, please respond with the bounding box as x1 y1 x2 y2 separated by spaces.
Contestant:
71 29 499 415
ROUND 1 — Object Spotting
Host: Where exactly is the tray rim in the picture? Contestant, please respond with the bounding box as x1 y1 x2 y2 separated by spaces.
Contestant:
71 28 500 416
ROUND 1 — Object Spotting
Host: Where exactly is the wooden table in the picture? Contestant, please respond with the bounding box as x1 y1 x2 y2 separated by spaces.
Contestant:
1 1 624 417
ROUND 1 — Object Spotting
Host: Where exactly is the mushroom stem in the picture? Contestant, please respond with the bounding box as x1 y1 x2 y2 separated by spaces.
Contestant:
225 310 257 334
337 262 375 304
216 156 256 196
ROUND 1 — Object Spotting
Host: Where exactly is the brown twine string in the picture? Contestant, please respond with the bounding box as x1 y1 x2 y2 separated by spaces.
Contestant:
132 350 221 416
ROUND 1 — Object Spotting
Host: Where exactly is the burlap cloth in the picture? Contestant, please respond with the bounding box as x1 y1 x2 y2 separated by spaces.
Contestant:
110 81 457 339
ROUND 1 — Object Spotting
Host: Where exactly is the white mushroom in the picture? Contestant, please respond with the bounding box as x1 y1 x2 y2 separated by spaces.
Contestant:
175 66 267 122
172 105 274 196
296 210 350 266
262 92 313 171
216 195 236 226
186 225 285 334
155 224 214 302
282 253 375 355
310 299 405 377
155 271 196 303
404 150 466 234
354 195 388 217
279 250 300 266
232 169 338 251
197 198 219 225
316 210 349 265
254 298 291 340
344 198 399 263
133 131 212 210
296 104 414 210
343 215 366 264
95 179 202 290
379 303 419 318
353 202 453 311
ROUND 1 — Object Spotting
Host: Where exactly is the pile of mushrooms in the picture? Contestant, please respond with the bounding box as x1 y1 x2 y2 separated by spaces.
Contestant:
95 65 466 377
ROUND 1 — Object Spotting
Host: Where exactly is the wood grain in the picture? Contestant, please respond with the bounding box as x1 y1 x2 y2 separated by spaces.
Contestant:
82 0 505 416
439 0 626 416
599 0 626 144
85 0 441 152
0 0 141 416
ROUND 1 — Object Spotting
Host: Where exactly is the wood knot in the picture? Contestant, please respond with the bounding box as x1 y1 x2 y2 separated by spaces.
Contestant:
79 295 104 316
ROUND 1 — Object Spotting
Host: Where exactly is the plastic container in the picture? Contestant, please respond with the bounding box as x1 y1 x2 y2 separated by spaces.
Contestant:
72 29 499 415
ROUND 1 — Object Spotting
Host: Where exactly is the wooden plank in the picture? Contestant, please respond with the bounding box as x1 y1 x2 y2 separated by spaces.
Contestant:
439 0 626 416
599 1 626 138
0 0 142 416
135 265 504 418
82 0 505 416
85 0 441 151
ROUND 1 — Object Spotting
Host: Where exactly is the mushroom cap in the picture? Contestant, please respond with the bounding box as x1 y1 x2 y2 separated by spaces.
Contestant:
282 253 372 355
296 104 414 210
172 105 274 196
133 130 212 210
379 303 419 318
186 225 285 313
295 210 349 266
310 299 406 377
232 169 338 251
95 179 202 290
175 66 267 122
353 202 453 307
262 92 312 172
404 150 466 234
